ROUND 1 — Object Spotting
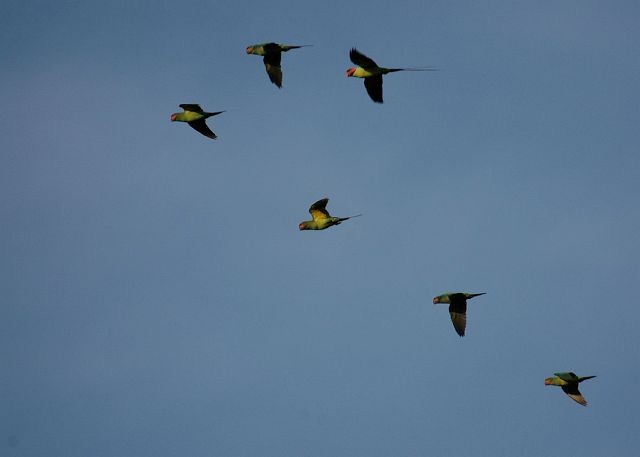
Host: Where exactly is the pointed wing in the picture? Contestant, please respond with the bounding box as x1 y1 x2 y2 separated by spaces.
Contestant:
179 104 204 113
263 53 283 87
448 311 466 337
264 64 282 87
309 198 331 221
350 48 378 69
448 294 468 337
561 385 588 406
188 119 217 139
364 75 383 103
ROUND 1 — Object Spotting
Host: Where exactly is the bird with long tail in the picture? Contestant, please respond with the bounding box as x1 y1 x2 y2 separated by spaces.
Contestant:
299 198 361 231
545 372 596 406
346 47 437 103
170 104 224 140
433 292 486 337
246 42 311 88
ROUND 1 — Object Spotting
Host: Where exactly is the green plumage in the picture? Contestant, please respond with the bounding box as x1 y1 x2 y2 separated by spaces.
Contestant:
346 48 437 103
545 372 596 406
246 42 310 88
432 292 486 337
170 104 224 140
298 198 361 231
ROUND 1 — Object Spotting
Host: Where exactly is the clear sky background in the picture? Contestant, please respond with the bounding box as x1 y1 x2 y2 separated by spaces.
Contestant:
2 1 640 456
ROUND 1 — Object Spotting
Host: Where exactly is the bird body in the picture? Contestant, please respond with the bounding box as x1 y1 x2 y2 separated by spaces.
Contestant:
545 372 596 406
299 198 361 231
246 42 310 88
246 42 307 56
170 104 224 140
346 48 436 103
432 292 486 337
171 110 208 123
347 66 403 78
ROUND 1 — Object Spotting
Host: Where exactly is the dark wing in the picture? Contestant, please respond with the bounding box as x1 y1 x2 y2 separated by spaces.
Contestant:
448 295 468 337
179 104 204 113
561 385 588 406
188 119 217 140
262 42 281 53
364 75 384 103
309 198 331 220
263 53 283 87
350 48 378 68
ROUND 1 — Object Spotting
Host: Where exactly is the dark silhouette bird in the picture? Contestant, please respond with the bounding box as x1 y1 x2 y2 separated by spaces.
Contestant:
346 48 436 103
433 292 486 337
246 42 311 88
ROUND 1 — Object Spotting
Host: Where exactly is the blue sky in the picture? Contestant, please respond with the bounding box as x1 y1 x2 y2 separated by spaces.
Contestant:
2 1 640 456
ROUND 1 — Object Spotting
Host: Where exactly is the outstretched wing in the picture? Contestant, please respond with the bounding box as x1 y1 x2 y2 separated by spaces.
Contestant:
188 119 217 139
263 53 283 88
350 48 378 69
364 75 383 103
448 294 468 337
309 198 331 221
561 385 588 406
180 104 204 113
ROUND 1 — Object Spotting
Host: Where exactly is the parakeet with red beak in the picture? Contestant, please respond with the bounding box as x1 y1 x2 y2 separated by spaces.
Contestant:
170 104 224 140
246 42 310 88
346 48 437 103
432 292 486 337
545 372 596 406
298 198 361 231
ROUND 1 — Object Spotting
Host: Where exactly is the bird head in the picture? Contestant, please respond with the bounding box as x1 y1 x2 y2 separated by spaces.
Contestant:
299 222 308 231
246 46 254 54
433 294 451 304
346 67 357 77
170 113 177 122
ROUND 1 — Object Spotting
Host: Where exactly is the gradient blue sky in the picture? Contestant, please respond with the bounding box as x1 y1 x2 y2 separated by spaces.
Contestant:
2 1 640 456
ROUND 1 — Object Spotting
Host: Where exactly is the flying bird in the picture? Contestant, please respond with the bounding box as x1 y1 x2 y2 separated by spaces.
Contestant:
432 292 486 337
299 198 361 231
545 372 596 406
170 104 224 140
346 48 437 103
246 42 310 88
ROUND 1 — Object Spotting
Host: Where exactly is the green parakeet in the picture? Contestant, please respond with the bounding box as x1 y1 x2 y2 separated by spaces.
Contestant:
299 198 361 231
545 372 596 406
170 104 224 140
246 42 310 88
346 48 437 103
432 292 486 337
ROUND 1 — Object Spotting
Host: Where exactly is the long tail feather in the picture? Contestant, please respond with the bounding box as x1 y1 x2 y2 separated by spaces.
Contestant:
388 67 438 72
339 214 363 222
579 375 596 382
282 44 313 51
467 292 487 298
